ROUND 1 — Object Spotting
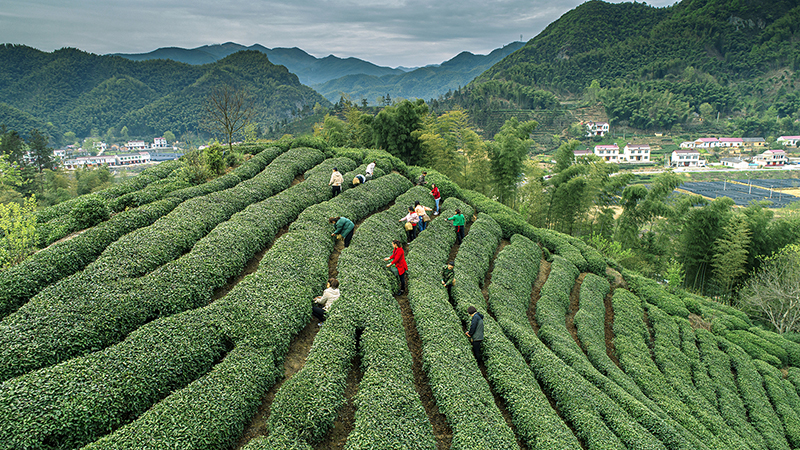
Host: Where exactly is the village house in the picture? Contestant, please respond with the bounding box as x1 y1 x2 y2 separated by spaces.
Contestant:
63 155 118 170
680 141 696 149
152 137 168 149
777 136 800 147
623 143 650 163
694 137 719 149
717 137 743 148
720 157 754 169
585 121 609 137
754 149 788 167
741 137 766 149
594 144 620 162
126 140 148 151
671 149 704 167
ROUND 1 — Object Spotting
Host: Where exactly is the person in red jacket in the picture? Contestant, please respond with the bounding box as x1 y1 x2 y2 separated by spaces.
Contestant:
384 239 408 296
430 184 441 215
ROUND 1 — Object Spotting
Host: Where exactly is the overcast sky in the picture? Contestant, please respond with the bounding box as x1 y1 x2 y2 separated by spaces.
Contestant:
2 0 676 68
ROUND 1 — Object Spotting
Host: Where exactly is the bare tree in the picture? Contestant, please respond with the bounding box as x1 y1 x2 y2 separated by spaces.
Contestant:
202 85 255 153
737 244 800 334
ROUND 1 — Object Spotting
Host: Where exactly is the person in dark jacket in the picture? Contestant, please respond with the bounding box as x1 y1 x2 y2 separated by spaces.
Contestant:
416 171 427 186
329 216 355 248
466 305 484 362
441 261 455 300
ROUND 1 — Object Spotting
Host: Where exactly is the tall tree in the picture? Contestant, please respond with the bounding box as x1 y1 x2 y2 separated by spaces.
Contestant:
553 139 581 173
680 197 734 293
615 172 683 248
738 244 800 334
371 99 428 164
27 129 53 173
0 126 25 167
487 117 537 206
202 85 255 154
711 214 752 299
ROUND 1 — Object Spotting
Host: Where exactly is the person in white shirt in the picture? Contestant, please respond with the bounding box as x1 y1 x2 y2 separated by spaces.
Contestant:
313 278 340 325
329 168 344 196
365 161 376 180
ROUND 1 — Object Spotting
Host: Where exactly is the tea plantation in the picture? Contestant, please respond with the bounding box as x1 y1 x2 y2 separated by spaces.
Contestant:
2 141 800 450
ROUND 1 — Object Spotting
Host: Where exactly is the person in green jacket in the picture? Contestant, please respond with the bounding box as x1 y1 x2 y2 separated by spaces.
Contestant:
446 209 466 244
441 260 455 301
329 216 355 247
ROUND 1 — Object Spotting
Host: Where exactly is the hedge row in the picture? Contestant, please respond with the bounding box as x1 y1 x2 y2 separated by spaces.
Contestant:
573 275 707 450
34 159 183 223
611 289 732 449
476 232 582 449
716 335 790 450
403 199 529 450
0 197 183 319
748 326 800 367
675 319 717 411
695 328 768 450
676 291 752 334
646 303 761 449
108 175 193 212
83 146 312 282
754 359 800 448
256 184 433 449
0 171 408 449
535 258 676 450
724 330 784 368
459 189 592 272
0 150 334 382
623 270 691 318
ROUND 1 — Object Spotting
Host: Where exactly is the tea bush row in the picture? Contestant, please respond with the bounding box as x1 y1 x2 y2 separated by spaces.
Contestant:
404 200 527 450
0 170 407 449
572 275 706 450
754 359 800 448
258 185 433 449
695 328 768 450
0 150 336 382
0 197 183 318
34 159 183 223
465 231 582 449
716 335 790 450
611 289 742 450
536 259 673 450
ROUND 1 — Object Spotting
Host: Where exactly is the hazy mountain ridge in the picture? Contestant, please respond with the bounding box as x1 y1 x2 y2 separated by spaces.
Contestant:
0 45 330 140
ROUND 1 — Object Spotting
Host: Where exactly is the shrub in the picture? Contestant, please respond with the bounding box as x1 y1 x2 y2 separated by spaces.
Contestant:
70 195 110 229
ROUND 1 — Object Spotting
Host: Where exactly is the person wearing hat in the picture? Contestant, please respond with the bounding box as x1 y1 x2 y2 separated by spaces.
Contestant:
446 208 466 244
441 260 455 300
416 171 427 186
414 200 432 232
399 206 420 242
329 167 343 196
353 174 366 185
466 305 484 362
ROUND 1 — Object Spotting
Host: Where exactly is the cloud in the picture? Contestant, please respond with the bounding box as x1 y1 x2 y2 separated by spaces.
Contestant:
1 0 679 67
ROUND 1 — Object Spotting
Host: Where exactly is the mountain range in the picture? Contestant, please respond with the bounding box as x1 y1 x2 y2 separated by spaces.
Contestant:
112 41 526 104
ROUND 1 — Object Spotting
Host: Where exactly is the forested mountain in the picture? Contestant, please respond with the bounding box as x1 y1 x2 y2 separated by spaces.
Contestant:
444 0 800 136
0 46 330 142
113 43 407 86
312 42 525 104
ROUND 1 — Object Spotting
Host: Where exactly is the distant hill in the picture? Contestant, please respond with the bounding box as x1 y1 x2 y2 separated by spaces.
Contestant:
445 0 800 136
112 43 407 86
312 42 525 104
0 45 330 142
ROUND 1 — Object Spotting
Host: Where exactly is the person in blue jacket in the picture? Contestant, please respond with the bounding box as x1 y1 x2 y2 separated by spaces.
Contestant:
329 216 355 248
466 305 484 362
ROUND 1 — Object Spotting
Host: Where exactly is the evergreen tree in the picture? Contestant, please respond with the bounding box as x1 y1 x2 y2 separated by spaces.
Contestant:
27 129 53 173
487 117 537 206
711 214 752 299
371 99 428 164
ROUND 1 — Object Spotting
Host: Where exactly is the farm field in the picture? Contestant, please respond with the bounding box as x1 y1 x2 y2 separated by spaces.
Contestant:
678 180 800 208
3 141 800 450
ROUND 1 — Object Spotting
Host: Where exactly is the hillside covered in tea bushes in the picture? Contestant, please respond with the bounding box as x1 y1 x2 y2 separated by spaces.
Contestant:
2 139 800 450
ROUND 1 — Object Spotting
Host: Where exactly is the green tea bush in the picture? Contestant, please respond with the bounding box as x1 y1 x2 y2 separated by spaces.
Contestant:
717 336 790 450
574 275 706 450
482 233 583 449
70 194 111 229
0 171 410 449
724 330 784 367
748 327 800 367
34 159 183 223
695 329 767 450
0 149 332 382
612 289 731 449
108 176 193 212
754 359 800 448
0 197 183 318
624 270 691 318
